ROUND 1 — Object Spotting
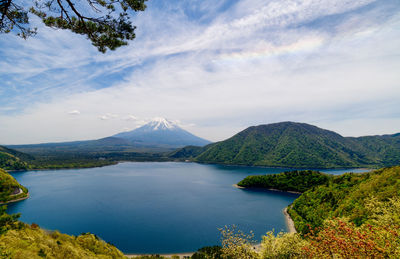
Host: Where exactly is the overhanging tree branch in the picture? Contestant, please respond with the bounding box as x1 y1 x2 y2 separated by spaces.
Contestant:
0 0 147 52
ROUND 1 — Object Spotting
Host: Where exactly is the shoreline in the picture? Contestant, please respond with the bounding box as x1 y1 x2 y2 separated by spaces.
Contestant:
232 184 245 189
124 204 297 258
233 184 302 194
126 252 194 258
283 207 297 233
0 192 30 205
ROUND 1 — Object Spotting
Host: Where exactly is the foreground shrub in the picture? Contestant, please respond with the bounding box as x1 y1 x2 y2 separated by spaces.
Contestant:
0 224 126 259
219 225 258 259
192 246 223 259
260 231 307 259
303 197 400 258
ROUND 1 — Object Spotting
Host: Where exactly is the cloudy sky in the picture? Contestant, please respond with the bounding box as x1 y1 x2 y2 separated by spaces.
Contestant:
1 0 400 144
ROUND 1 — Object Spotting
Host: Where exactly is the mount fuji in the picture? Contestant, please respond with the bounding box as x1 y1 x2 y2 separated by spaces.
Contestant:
112 118 210 148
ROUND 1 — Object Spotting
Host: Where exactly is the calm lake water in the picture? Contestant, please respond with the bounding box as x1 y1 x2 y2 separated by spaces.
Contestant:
8 162 367 254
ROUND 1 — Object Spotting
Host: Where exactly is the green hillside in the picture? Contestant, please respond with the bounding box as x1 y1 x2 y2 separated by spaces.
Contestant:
194 122 400 168
168 145 211 160
0 146 31 171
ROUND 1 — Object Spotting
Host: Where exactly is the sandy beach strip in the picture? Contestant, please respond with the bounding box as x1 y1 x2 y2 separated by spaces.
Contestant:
283 207 297 233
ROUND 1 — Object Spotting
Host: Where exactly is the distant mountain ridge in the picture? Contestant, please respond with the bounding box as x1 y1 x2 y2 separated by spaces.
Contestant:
175 122 400 168
8 118 210 157
6 121 400 169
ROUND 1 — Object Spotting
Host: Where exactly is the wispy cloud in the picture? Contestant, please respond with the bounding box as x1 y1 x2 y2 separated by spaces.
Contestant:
0 0 399 144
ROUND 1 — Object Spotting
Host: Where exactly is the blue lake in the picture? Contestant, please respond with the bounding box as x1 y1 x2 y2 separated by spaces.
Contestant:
7 162 367 254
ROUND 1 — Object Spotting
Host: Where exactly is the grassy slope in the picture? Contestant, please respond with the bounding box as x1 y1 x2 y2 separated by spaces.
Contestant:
288 166 400 234
0 226 126 259
194 122 400 168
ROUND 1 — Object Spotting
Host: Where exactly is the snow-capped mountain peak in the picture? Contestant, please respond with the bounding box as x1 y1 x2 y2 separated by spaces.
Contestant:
112 117 210 147
147 117 177 130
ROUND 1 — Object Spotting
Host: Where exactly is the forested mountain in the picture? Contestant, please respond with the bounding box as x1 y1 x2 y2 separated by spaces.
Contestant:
192 122 400 168
168 145 211 159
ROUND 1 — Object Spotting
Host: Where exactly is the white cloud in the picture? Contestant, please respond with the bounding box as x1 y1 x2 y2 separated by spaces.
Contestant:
123 115 138 121
99 113 119 120
68 110 81 115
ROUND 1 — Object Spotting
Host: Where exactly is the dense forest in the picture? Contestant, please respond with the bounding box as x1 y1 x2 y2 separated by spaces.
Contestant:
288 166 400 234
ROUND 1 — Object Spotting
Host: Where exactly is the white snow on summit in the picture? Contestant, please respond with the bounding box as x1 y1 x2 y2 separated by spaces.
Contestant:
147 117 177 130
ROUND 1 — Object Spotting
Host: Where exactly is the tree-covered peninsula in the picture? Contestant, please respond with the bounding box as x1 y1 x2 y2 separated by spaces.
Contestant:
237 170 330 193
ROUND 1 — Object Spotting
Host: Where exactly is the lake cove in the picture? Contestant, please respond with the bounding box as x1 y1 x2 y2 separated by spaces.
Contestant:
8 162 366 254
